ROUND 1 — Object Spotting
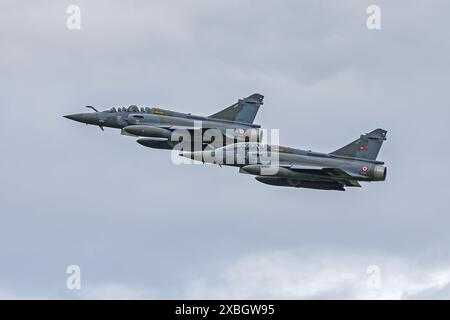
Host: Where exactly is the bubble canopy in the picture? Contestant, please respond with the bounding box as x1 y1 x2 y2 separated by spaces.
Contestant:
102 106 154 113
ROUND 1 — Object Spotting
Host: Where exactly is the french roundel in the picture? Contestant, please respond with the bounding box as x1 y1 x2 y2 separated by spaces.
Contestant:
362 166 368 172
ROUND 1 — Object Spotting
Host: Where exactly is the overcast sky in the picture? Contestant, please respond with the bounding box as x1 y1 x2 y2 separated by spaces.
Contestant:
1 0 450 299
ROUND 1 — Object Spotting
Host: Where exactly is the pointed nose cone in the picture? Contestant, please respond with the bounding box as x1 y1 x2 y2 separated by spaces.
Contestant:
179 150 192 158
64 113 86 123
179 150 204 161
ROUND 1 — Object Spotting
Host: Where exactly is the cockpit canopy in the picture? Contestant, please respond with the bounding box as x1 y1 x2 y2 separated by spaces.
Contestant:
103 107 117 113
127 105 139 112
220 142 271 152
102 106 155 113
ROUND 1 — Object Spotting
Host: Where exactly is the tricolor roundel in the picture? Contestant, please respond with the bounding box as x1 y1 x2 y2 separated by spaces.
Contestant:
359 146 369 152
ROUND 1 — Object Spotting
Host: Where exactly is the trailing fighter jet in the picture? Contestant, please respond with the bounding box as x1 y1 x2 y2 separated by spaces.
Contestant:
64 94 264 150
180 128 388 191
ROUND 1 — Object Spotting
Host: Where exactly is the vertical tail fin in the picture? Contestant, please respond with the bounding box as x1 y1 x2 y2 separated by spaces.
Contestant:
208 93 264 124
330 128 387 160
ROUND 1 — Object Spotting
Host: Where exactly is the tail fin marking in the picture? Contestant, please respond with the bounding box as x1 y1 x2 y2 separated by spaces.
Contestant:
330 128 387 160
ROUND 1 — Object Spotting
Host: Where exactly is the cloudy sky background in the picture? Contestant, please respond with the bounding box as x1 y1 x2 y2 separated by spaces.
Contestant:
1 0 449 299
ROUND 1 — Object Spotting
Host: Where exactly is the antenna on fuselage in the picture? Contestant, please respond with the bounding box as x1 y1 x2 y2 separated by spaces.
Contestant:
85 106 99 112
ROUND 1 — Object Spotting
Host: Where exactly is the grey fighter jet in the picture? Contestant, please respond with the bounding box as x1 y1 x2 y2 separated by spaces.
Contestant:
180 128 388 191
64 94 264 150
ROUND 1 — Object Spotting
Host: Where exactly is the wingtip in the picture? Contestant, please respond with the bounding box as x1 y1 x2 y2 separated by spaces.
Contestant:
244 93 264 104
367 128 388 139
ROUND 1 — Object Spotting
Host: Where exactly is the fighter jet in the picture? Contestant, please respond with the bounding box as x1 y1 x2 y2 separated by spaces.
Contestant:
180 128 388 191
64 94 264 150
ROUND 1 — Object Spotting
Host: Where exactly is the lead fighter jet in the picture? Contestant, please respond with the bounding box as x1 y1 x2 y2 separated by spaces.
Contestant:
64 94 264 150
180 129 388 191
